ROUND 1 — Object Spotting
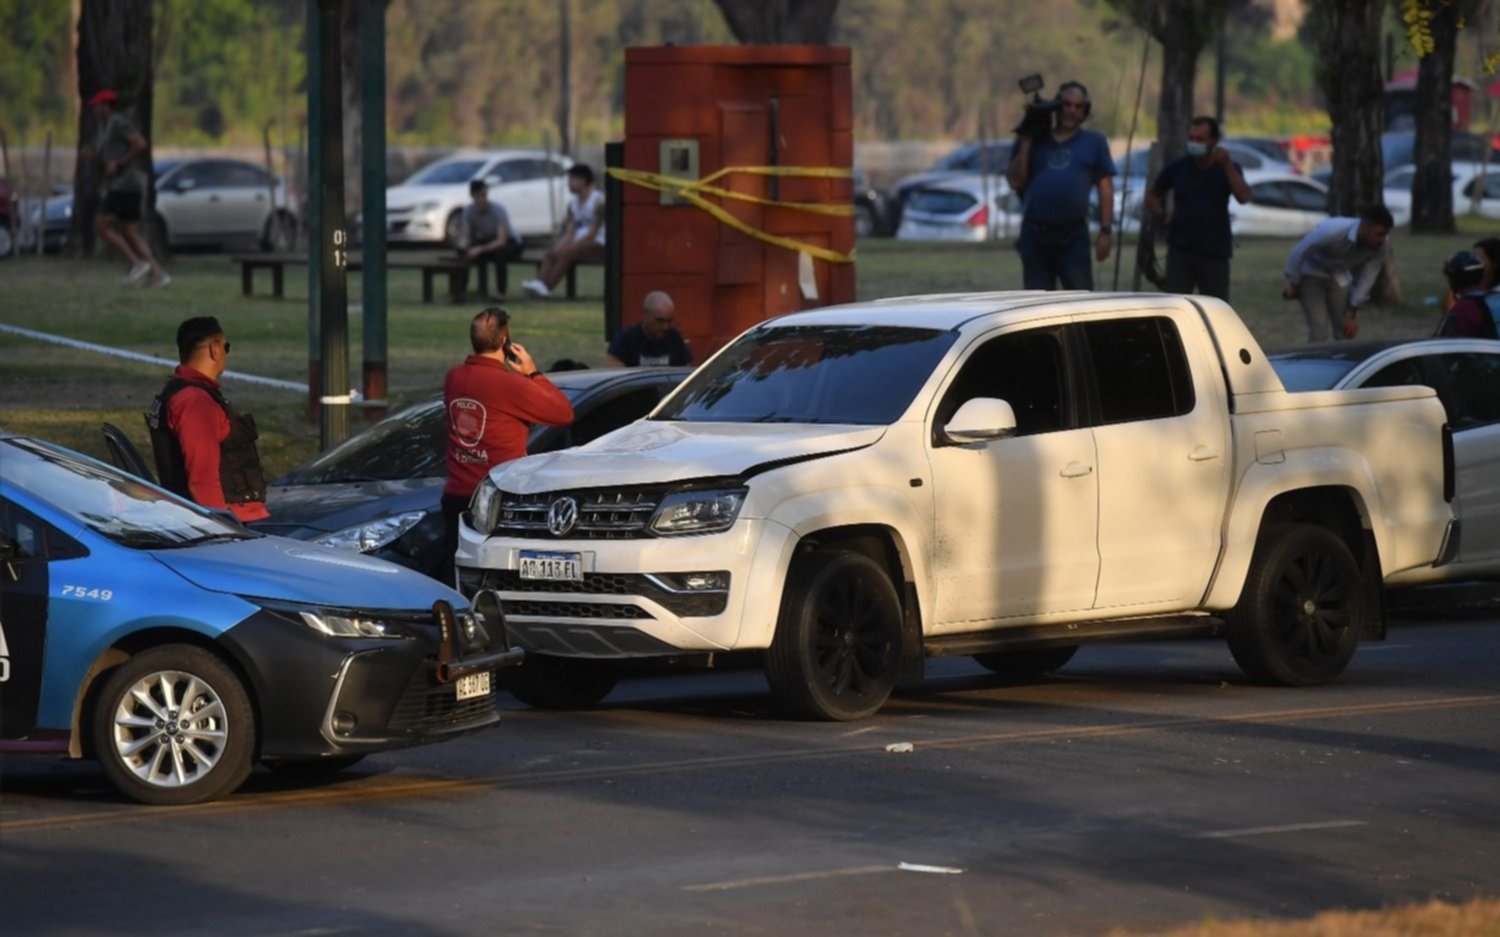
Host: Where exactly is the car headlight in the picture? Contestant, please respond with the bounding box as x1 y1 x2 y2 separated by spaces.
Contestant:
469 478 501 535
314 511 427 553
650 488 747 536
298 610 401 639
415 200 442 214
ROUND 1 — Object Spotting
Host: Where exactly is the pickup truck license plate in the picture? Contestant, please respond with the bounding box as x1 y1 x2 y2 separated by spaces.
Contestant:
455 671 491 701
519 550 583 581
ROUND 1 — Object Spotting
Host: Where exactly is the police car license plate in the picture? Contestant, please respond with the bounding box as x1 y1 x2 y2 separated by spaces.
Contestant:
519 550 583 581
456 671 491 701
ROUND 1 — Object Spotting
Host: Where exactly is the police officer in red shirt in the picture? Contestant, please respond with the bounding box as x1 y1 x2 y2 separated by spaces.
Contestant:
146 317 270 522
442 307 574 575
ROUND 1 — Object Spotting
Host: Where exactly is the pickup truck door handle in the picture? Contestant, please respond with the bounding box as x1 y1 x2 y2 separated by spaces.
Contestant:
1188 446 1221 462
1060 462 1094 478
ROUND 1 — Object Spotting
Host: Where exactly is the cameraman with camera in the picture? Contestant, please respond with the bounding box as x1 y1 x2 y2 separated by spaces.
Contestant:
1006 79 1116 291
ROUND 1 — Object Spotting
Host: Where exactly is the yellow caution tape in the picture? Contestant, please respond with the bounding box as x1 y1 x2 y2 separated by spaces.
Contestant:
607 165 856 264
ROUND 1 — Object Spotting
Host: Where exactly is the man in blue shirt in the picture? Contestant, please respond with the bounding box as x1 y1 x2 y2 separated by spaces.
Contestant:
1006 81 1116 290
1146 116 1251 301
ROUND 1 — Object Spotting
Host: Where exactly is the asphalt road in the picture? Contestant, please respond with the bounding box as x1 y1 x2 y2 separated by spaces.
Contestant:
4 615 1499 937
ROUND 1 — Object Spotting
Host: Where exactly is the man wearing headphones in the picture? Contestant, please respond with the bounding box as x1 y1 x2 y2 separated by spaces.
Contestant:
1006 81 1116 290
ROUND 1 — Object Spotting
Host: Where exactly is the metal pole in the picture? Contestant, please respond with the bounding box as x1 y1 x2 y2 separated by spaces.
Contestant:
305 0 322 420
316 0 350 449
360 0 388 420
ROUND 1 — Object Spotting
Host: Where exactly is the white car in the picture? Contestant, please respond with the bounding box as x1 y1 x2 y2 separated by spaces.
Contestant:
1385 162 1500 221
1230 171 1332 237
1270 338 1500 586
385 150 572 246
153 158 300 250
457 292 1454 720
895 176 1022 241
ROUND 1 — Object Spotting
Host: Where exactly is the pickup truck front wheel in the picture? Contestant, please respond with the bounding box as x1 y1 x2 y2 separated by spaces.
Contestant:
766 551 903 721
1228 524 1363 686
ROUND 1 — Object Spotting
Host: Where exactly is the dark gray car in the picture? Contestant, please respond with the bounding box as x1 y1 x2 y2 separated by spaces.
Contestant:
254 367 689 579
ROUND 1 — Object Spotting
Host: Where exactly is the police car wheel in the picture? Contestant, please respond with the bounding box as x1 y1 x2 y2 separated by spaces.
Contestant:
92 645 257 806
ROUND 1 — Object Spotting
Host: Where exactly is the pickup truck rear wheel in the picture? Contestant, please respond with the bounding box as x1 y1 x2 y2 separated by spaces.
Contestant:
1228 524 1363 686
766 551 903 721
503 655 617 709
972 646 1078 682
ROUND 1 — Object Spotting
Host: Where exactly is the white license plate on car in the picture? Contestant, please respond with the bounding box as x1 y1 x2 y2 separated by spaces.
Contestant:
455 671 491 701
519 550 583 581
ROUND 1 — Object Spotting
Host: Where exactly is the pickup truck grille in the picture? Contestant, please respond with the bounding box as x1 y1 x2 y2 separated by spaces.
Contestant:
497 488 666 539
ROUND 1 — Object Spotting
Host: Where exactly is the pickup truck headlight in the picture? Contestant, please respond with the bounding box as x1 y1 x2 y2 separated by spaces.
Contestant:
469 478 501 535
650 488 747 536
314 511 427 553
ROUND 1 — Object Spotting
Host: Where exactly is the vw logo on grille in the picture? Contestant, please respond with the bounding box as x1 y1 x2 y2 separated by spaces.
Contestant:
547 496 579 537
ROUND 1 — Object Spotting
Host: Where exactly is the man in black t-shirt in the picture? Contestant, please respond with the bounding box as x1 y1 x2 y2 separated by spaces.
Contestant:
605 291 693 367
1145 116 1252 301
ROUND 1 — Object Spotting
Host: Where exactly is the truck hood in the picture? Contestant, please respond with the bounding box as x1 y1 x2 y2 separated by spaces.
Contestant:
151 535 464 610
491 421 888 494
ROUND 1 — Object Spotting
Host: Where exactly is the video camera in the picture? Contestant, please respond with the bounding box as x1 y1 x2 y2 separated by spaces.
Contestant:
1014 74 1060 141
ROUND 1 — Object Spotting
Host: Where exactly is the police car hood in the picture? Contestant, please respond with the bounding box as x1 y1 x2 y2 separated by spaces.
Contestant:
489 420 888 494
151 535 464 610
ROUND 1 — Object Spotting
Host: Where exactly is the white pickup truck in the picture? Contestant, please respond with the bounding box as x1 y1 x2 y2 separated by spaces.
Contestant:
456 293 1458 720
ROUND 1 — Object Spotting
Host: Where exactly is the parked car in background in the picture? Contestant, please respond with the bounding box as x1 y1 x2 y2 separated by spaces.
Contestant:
1231 171 1333 237
34 158 298 253
1385 162 1500 221
852 169 888 238
895 177 1022 242
383 150 571 247
1382 130 1500 171
1269 339 1500 585
256 368 691 580
0 433 522 804
886 141 1012 234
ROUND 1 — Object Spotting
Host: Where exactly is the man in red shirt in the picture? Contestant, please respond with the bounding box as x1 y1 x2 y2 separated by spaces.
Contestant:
442 308 574 576
146 317 270 522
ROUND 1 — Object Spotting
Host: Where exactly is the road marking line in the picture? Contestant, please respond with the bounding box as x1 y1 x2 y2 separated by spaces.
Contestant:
684 865 892 892
1196 819 1368 840
898 862 964 874
6 693 1498 835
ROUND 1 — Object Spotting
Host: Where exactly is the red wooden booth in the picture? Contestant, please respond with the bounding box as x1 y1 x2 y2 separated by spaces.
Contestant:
615 45 855 359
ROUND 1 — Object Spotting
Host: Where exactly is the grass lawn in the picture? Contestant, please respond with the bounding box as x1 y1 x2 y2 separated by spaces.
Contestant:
0 224 1489 477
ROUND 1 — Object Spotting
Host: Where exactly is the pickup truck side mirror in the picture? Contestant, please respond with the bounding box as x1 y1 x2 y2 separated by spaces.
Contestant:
941 398 1018 445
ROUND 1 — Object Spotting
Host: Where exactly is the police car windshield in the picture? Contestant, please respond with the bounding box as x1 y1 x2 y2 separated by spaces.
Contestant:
654 324 957 425
0 439 251 549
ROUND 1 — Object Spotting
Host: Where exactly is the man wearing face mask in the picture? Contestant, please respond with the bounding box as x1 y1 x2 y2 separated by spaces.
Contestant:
1007 81 1116 290
1146 116 1252 301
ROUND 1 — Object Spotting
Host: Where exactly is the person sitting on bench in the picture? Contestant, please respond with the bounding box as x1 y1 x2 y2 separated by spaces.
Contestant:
462 179 523 296
523 164 604 299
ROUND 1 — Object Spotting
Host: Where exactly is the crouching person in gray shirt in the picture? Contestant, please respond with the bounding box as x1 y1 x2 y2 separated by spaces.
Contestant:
462 179 524 297
1282 205 1394 342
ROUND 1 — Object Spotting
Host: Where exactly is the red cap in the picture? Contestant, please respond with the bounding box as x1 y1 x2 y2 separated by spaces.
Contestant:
88 89 118 107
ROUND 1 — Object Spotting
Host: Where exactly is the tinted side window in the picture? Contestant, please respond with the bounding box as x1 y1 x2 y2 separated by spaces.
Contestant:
1084 317 1195 424
1441 353 1500 429
936 329 1070 437
572 387 662 446
1250 182 1291 209
177 162 226 188
1362 357 1425 389
1284 182 1328 212
0 499 86 560
220 163 268 188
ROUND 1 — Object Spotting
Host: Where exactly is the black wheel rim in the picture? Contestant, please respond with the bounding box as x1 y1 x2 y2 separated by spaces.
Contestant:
812 573 894 698
1271 548 1353 665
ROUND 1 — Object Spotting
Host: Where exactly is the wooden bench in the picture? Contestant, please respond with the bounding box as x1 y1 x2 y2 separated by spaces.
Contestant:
230 247 599 303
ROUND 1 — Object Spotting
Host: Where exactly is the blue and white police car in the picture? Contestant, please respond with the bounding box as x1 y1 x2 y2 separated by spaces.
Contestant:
0 433 522 804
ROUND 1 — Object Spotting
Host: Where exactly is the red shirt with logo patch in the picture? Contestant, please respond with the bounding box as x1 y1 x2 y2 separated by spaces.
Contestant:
442 355 574 498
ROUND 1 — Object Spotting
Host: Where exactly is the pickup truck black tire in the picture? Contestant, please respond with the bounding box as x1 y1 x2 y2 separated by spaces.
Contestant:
1227 523 1363 686
766 550 903 721
972 646 1078 682
92 645 256 806
504 655 618 710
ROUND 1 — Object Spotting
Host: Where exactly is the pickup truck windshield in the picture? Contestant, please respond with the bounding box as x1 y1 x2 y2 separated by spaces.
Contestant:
655 324 956 425
1 438 252 550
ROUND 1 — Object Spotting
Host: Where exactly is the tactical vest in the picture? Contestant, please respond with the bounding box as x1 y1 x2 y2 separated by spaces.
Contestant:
146 378 268 506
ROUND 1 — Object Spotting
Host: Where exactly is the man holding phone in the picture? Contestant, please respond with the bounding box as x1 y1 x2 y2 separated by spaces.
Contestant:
441 308 574 581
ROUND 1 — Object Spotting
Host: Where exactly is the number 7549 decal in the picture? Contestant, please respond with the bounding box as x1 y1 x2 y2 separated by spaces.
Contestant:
60 585 114 601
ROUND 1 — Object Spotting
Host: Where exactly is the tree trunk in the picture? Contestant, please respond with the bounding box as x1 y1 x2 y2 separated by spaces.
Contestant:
1153 19 1203 172
1310 0 1384 217
712 0 839 43
71 0 155 257
558 0 572 156
1411 1 1463 233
